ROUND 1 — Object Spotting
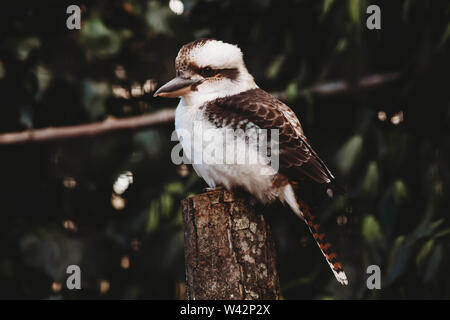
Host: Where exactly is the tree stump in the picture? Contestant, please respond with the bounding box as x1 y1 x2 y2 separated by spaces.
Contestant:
181 188 280 300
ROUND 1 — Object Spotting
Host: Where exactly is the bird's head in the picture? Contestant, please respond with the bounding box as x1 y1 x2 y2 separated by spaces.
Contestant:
154 39 256 104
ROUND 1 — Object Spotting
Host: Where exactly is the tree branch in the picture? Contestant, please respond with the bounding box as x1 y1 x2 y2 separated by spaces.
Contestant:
309 72 400 95
273 72 400 100
0 72 399 146
0 108 175 145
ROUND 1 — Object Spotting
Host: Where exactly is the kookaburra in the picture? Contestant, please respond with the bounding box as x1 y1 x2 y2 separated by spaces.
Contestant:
155 39 348 285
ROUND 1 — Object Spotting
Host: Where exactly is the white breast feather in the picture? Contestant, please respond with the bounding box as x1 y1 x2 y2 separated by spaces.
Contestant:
175 99 279 203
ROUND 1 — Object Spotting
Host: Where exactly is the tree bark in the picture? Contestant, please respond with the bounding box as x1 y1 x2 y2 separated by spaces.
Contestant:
181 188 280 300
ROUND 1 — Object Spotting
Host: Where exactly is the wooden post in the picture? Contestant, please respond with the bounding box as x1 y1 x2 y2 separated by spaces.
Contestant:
181 188 280 300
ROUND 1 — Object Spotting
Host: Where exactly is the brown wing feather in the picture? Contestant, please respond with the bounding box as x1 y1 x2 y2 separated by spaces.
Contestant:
203 88 334 184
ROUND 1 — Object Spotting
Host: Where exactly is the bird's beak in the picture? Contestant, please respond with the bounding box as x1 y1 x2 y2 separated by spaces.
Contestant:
153 77 202 98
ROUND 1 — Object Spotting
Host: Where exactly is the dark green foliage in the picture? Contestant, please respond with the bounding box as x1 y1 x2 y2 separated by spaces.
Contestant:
0 0 449 299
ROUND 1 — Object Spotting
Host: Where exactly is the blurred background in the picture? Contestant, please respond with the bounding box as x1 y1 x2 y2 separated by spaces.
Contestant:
0 0 449 299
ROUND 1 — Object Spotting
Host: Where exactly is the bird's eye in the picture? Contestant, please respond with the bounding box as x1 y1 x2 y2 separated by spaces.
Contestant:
199 67 216 78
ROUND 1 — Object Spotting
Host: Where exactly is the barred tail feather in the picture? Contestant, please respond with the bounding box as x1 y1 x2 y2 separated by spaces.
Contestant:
298 200 348 285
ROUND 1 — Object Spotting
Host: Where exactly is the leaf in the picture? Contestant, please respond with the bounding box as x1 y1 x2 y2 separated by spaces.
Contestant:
336 135 363 175
336 38 348 52
174 209 183 226
424 244 442 283
146 1 174 35
416 238 434 268
433 181 443 196
82 80 109 120
415 219 445 239
166 182 184 195
286 82 298 102
439 22 450 47
146 200 160 233
160 193 173 217
386 235 409 284
428 219 445 233
17 37 41 61
323 0 335 16
35 65 52 100
388 235 405 267
80 18 123 58
362 161 379 195
434 228 450 239
393 179 408 204
266 54 285 80
348 0 361 25
362 215 383 243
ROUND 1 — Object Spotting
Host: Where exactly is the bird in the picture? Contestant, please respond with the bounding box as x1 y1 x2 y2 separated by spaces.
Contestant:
154 39 348 285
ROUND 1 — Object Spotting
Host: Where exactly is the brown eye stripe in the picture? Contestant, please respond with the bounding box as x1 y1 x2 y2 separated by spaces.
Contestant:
197 67 219 77
187 63 239 80
219 68 239 80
